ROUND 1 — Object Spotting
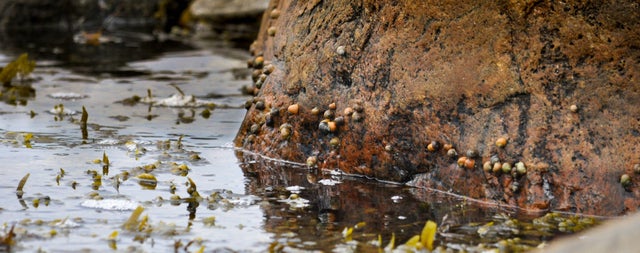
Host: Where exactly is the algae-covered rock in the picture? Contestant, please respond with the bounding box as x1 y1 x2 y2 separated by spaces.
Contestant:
236 0 640 215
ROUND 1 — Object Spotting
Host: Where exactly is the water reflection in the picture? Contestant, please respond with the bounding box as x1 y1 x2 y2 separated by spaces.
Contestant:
237 151 516 250
0 84 35 106
0 28 193 77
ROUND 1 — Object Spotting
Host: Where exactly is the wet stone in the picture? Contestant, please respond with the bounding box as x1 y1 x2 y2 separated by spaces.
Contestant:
236 0 640 215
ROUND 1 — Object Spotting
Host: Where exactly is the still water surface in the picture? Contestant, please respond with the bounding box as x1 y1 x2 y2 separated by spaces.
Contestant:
0 33 599 252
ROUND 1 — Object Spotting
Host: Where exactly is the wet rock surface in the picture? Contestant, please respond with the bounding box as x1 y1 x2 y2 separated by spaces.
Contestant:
235 0 640 216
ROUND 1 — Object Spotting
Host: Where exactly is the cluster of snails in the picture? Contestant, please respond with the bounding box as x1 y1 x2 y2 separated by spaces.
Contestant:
427 137 528 189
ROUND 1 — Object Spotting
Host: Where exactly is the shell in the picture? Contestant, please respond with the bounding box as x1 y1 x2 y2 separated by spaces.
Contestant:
352 111 364 122
270 9 280 19
306 156 318 167
464 159 475 169
447 148 458 157
483 161 492 172
311 107 320 115
496 137 508 148
490 155 500 164
254 56 264 69
570 104 579 113
457 157 467 167
288 104 299 114
255 101 265 110
492 162 502 173
263 64 275 75
328 121 338 132
323 109 335 119
318 120 331 133
270 107 280 116
251 69 262 82
515 162 527 175
621 174 631 187
279 124 292 139
443 144 453 151
329 102 337 110
265 114 274 127
330 137 340 148
267 27 277 36
250 123 260 134
245 134 255 144
501 163 512 174
343 107 354 116
427 141 440 152
466 149 478 158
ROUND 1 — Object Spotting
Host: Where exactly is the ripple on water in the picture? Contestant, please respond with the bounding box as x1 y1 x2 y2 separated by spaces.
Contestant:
47 92 88 100
80 199 139 211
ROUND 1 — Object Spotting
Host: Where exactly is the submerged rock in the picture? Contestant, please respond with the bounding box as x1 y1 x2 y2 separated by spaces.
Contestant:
235 0 640 215
190 0 268 46
190 0 268 20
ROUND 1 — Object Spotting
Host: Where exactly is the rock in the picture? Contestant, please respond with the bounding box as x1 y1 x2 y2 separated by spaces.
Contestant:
190 0 269 47
539 211 640 253
190 0 269 20
235 0 640 216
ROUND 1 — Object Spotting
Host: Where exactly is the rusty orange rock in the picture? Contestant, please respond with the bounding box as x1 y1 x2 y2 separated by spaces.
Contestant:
236 0 640 216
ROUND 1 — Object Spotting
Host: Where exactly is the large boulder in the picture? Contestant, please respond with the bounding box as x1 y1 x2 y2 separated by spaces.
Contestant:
235 0 640 216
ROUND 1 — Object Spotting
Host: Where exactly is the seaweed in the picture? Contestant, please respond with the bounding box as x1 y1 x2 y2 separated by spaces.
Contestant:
0 53 35 86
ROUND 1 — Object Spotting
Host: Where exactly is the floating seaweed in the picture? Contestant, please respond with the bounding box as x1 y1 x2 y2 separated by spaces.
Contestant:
0 53 35 86
16 173 30 198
